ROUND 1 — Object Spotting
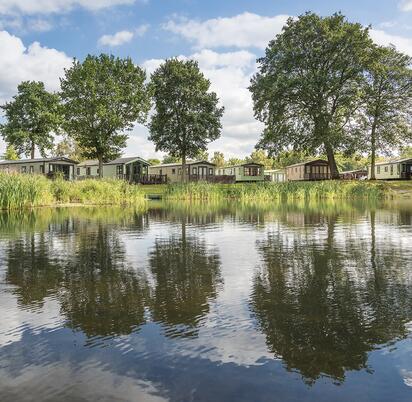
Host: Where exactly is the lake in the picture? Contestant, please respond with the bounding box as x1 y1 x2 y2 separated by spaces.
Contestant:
0 200 411 402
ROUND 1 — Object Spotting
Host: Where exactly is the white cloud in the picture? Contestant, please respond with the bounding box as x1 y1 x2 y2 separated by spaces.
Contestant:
400 0 412 11
0 16 54 33
163 12 290 49
98 30 134 47
28 18 53 32
0 30 72 103
0 0 136 15
98 25 148 47
135 23 149 37
370 29 412 56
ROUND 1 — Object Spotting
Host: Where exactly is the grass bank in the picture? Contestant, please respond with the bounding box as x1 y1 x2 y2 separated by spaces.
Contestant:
0 173 145 210
163 181 387 201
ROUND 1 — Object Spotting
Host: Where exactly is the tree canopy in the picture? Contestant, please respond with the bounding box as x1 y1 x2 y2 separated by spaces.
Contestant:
250 12 373 178
149 58 224 181
60 54 150 177
0 81 61 159
358 45 412 179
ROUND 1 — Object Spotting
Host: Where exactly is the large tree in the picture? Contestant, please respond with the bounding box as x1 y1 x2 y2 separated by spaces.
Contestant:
0 81 61 159
250 13 372 179
60 54 150 177
359 46 412 180
149 59 224 182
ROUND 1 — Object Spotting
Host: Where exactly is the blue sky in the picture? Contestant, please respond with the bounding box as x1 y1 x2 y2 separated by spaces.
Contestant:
0 0 411 159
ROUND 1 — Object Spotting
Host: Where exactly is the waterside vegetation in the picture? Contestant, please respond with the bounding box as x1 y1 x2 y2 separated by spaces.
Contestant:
0 172 145 210
163 181 387 201
2 173 411 210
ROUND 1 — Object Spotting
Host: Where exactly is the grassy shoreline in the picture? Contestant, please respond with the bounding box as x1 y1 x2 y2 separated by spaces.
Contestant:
2 172 409 210
161 181 388 201
0 173 146 210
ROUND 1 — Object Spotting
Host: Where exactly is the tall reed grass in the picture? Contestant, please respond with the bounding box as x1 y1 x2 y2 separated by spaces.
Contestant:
0 172 145 210
164 181 387 201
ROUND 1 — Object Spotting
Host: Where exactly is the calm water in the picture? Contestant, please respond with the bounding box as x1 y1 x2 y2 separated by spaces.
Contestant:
0 201 412 402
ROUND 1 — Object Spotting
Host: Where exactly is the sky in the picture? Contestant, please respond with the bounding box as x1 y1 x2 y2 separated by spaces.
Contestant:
0 0 411 160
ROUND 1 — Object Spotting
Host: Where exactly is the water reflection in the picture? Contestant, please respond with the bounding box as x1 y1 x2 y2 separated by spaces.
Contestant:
251 210 412 384
2 209 223 341
5 232 64 308
0 202 412 401
60 223 150 338
148 220 222 338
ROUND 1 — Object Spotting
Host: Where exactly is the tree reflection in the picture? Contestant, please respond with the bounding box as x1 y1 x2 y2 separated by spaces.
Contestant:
3 216 150 339
60 223 150 338
148 221 222 338
5 232 64 308
251 213 412 384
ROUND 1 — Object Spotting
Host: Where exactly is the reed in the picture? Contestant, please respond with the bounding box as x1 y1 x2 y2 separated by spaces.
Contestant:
164 181 387 201
0 173 145 210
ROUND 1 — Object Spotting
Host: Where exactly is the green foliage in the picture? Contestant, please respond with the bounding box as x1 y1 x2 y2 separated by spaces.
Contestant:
0 173 54 209
0 173 145 210
250 12 373 178
4 144 20 160
53 136 86 161
359 45 412 179
226 157 245 166
149 58 224 180
211 151 225 167
0 81 61 158
60 54 150 176
147 158 161 166
194 149 209 161
164 181 386 201
328 152 368 171
162 154 181 164
399 145 412 159
246 150 274 169
272 150 311 169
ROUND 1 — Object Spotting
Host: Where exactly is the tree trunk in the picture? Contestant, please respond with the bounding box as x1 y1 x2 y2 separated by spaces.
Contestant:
181 152 187 183
31 142 35 159
98 155 103 179
369 122 377 180
324 143 340 179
